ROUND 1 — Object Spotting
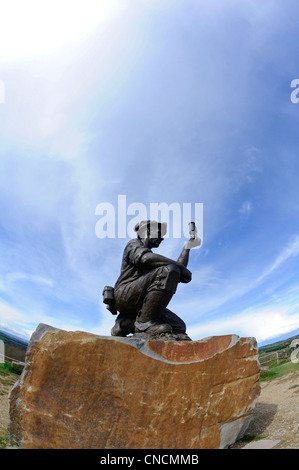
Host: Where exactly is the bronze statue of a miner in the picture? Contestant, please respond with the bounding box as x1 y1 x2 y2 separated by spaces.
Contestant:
103 220 201 341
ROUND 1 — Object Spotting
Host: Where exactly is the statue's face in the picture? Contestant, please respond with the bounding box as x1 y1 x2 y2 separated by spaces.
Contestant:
149 237 164 248
139 224 166 248
147 227 164 247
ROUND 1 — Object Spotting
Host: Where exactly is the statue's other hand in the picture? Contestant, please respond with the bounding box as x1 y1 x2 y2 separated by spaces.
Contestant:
180 266 192 283
184 237 201 250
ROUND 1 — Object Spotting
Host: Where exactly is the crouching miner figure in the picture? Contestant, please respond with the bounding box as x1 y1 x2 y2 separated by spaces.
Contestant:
102 220 201 340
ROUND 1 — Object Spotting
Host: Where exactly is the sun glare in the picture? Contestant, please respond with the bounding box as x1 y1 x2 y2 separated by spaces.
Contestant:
0 0 123 61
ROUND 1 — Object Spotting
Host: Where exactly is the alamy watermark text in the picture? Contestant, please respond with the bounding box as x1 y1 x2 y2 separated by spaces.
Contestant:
95 195 203 242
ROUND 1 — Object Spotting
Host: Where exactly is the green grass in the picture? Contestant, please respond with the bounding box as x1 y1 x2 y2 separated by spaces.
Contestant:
260 360 299 382
0 362 22 377
0 428 10 449
288 384 299 390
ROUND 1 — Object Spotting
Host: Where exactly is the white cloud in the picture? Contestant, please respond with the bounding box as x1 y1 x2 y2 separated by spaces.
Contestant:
189 302 299 343
239 200 253 216
0 296 98 341
5 272 54 288
256 234 299 284
188 233 299 316
48 131 94 161
0 0 124 61
89 305 115 337
0 299 28 325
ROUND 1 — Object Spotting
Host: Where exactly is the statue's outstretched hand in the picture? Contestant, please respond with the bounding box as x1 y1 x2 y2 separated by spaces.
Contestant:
184 237 201 250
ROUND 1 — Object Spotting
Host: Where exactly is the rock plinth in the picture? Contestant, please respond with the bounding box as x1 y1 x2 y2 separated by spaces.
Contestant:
8 324 260 449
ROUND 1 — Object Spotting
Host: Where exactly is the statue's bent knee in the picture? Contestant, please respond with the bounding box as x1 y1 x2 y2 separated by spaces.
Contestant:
154 264 180 294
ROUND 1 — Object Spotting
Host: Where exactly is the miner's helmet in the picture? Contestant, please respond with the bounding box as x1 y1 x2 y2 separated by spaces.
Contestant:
134 220 167 239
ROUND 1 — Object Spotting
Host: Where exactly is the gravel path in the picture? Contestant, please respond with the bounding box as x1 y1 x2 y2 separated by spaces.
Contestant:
230 369 299 449
0 371 18 445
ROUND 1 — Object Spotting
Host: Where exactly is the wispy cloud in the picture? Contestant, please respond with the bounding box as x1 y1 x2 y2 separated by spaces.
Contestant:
0 0 124 61
239 200 253 216
5 272 54 288
179 233 299 339
188 301 299 343
256 235 299 284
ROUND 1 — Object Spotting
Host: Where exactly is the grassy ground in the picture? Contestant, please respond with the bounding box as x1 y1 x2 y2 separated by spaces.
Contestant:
0 363 23 377
260 360 299 382
0 428 10 449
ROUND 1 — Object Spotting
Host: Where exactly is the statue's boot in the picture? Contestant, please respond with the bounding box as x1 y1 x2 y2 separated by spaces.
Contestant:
111 314 135 337
134 319 172 335
134 290 174 335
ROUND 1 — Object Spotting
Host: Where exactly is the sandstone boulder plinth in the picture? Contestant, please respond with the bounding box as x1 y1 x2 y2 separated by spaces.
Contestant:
8 324 260 449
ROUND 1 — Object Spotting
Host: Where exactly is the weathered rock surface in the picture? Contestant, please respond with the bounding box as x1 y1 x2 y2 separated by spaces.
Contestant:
8 324 260 449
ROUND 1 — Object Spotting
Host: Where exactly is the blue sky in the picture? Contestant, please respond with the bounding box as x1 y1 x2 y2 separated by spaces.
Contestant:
1 0 299 345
